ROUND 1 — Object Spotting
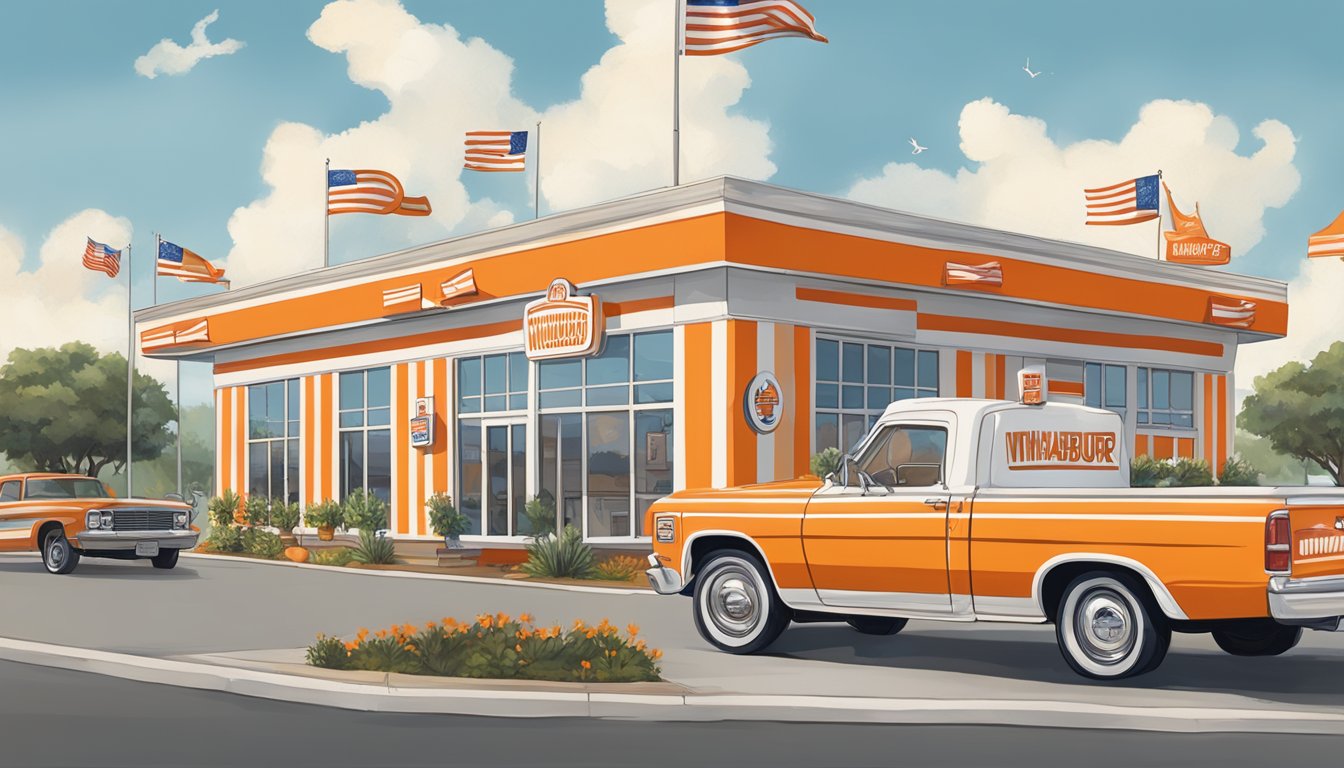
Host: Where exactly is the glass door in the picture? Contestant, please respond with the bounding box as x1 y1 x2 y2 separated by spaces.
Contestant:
482 418 527 537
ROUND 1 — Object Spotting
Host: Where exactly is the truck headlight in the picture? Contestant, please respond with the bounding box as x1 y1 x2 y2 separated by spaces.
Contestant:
86 511 101 529
100 511 114 529
174 512 188 529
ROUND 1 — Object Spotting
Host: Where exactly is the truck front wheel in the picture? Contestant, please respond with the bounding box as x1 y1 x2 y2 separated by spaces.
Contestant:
1055 572 1169 680
41 528 80 575
1211 620 1302 657
692 550 790 654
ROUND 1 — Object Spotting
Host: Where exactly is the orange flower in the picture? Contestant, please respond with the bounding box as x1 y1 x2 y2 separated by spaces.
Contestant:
357 628 370 640
375 629 388 639
425 622 438 631
519 612 533 624
478 614 493 629
609 649 617 657
552 625 563 637
442 617 458 627
515 644 523 653
634 640 646 651
496 612 510 626
626 624 640 637
581 660 592 670
344 641 358 651
572 619 586 631
651 649 663 660
585 629 597 639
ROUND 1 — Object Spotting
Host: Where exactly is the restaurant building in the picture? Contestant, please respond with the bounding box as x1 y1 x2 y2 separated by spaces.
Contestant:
137 177 1289 544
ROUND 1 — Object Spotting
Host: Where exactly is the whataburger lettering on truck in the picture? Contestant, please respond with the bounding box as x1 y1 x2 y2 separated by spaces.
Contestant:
1004 430 1119 471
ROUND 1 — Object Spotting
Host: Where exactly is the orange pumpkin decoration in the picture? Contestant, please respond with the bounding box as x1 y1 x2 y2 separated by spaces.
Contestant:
285 546 310 563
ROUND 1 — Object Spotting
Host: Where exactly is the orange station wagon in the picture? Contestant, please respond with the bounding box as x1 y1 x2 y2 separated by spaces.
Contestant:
645 384 1344 680
0 473 197 574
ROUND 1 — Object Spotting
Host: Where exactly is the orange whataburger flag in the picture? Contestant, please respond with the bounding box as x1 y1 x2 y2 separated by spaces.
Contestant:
1308 211 1344 259
1162 183 1230 266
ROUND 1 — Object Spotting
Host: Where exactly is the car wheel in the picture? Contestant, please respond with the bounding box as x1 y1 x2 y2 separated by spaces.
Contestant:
1055 571 1169 680
150 549 179 570
692 549 791 654
42 528 80 575
846 616 908 636
1211 620 1302 657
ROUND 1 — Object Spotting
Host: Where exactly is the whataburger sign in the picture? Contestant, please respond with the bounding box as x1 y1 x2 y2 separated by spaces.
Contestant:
524 278 604 360
1004 430 1119 471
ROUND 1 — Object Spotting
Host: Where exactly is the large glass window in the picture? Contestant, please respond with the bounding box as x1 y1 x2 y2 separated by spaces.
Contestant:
338 368 391 503
1137 367 1194 428
247 379 300 503
459 352 528 414
815 338 938 453
1084 363 1127 420
457 353 529 536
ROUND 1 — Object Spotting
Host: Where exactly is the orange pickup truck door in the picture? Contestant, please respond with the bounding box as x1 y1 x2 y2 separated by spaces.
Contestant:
802 418 954 616
0 480 29 551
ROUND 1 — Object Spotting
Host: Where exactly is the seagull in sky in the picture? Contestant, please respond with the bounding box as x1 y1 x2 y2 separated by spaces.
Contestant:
909 137 927 155
1023 57 1044 78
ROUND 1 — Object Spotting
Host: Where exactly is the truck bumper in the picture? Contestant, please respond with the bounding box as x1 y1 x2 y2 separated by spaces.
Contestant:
73 529 199 552
645 553 684 595
1268 575 1344 625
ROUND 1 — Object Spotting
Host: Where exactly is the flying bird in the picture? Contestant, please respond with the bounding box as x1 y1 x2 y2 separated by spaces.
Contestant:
909 137 927 155
1023 58 1044 78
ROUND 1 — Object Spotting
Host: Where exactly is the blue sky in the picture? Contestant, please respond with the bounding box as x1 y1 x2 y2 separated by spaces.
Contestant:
0 0 1340 405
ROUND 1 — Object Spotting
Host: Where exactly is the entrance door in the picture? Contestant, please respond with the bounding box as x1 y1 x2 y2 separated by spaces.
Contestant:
482 419 527 536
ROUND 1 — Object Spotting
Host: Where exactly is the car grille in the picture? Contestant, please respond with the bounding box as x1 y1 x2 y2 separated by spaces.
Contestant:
110 509 177 532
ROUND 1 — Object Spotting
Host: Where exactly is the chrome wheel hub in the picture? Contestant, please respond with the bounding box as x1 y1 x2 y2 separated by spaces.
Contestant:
705 564 762 639
1075 588 1135 664
46 540 65 568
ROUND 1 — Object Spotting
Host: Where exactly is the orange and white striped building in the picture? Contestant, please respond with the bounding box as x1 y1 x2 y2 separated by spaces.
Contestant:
136 178 1288 543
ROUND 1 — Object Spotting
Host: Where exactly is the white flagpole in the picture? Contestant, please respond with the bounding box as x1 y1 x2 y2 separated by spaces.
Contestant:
176 361 182 497
672 0 683 186
323 158 330 268
534 121 542 220
1155 170 1164 261
124 244 134 498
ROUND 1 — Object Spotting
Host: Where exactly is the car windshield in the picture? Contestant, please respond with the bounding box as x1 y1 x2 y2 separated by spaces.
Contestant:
23 478 108 500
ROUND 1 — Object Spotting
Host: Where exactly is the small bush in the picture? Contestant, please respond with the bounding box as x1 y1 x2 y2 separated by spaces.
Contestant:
427 493 470 540
1219 456 1261 486
1130 455 1166 488
241 527 285 560
307 614 662 682
310 547 355 567
1166 458 1214 487
244 495 271 528
523 496 556 539
1131 455 1214 487
207 489 242 529
343 488 389 533
351 529 397 565
522 525 595 579
271 501 301 533
305 499 344 530
593 555 643 582
205 524 243 553
810 447 842 478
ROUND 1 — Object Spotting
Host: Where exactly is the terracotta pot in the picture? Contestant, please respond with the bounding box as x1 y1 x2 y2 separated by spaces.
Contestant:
279 533 298 548
317 526 335 542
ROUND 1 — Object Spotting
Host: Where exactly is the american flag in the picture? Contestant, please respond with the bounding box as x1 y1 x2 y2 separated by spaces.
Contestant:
464 131 527 172
83 238 121 278
328 169 432 216
440 268 477 303
944 261 1003 287
683 0 827 56
158 240 228 284
1207 297 1256 328
1084 174 1161 226
1308 211 1344 259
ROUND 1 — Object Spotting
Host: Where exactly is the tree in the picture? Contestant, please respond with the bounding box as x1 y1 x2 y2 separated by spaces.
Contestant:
0 342 175 477
1239 341 1344 486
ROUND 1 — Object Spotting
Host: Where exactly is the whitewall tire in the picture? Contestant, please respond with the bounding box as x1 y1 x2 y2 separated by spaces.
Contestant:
1055 572 1169 680
692 550 791 654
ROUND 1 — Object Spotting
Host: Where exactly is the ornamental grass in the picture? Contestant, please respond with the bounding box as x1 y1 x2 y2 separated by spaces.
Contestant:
307 613 662 682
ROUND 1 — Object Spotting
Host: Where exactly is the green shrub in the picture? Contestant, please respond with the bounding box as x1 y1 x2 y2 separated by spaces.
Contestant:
205 523 243 553
310 547 354 567
810 447 842 478
351 528 397 565
593 555 643 581
1130 455 1165 487
305 499 344 530
1166 458 1214 487
244 495 272 527
522 496 556 539
1219 456 1261 486
427 493 470 540
271 501 301 533
207 489 242 528
522 525 595 579
343 488 388 532
306 635 349 670
241 527 285 559
1131 455 1214 487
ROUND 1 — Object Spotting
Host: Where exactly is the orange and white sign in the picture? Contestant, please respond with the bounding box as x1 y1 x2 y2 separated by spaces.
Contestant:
140 317 211 352
523 278 604 360
439 268 478 304
1163 183 1231 266
1207 296 1256 328
744 371 783 434
1018 366 1045 405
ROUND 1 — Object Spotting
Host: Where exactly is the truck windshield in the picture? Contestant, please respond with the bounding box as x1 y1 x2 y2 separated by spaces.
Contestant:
858 425 948 488
24 478 108 500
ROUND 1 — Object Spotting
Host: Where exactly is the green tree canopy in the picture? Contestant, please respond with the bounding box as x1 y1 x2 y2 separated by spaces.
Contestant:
1239 341 1344 485
0 342 175 477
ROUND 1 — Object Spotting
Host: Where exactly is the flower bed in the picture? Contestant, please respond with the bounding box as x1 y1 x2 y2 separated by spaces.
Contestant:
307 613 662 682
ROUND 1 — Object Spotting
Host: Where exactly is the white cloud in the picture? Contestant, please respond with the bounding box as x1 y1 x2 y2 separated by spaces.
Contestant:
846 98 1299 261
134 10 245 79
1236 257 1344 389
224 0 778 287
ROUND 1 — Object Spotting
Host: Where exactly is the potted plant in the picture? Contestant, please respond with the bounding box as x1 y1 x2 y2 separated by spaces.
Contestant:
244 495 271 528
342 488 388 534
271 500 302 547
306 499 343 542
207 489 242 532
427 493 470 548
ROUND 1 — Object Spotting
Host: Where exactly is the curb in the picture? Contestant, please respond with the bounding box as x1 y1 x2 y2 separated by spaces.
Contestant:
3 636 1344 734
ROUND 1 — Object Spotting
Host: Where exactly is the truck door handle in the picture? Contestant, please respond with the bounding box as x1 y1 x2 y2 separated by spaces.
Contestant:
924 498 948 510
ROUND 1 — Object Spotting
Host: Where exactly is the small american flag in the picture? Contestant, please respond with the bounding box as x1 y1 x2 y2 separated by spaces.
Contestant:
158 240 228 284
440 268 478 303
83 238 121 278
1207 297 1256 328
464 131 527 172
328 169 431 216
944 261 1003 287
684 0 827 56
1084 175 1161 226
1308 211 1344 260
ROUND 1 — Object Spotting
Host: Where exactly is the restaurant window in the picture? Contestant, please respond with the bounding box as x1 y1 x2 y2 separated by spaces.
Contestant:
1137 367 1194 428
457 352 530 536
537 330 673 539
815 337 938 453
247 379 300 503
338 368 391 504
1084 363 1127 420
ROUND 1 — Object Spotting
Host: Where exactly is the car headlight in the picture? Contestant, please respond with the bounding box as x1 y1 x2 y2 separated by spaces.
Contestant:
100 511 114 529
173 512 188 529
86 511 101 529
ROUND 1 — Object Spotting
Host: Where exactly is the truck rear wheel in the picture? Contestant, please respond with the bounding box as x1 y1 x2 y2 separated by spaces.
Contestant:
692 549 790 654
1211 620 1302 657
1055 571 1169 680
41 528 80 575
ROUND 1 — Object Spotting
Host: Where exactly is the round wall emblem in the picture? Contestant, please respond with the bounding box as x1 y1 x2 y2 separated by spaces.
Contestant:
744 371 783 434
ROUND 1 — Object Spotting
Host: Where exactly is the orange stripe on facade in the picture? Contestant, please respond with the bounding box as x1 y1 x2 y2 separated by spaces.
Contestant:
305 376 316 507
395 364 410 535
1216 375 1228 471
320 374 334 503
1178 438 1195 460
794 286 918 312
919 314 1224 358
234 388 247 495
605 295 674 317
218 389 231 494
684 323 713 489
1203 374 1215 468
1134 433 1149 457
774 323 795 482
1153 435 1175 461
956 351 972 398
433 357 448 495
1048 380 1085 397
995 354 1007 399
726 320 757 487
794 325 811 476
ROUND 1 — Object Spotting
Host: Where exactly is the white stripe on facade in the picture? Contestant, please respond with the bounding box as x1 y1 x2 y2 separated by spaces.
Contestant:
673 324 687 494
711 320 728 489
403 363 416 537
756 321 776 483
971 351 986 398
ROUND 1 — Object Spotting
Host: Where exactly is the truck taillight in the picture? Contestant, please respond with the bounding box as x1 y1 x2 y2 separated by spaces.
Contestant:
1265 511 1291 573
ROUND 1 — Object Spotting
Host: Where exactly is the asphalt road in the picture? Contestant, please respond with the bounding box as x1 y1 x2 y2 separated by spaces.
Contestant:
3 659 1342 768
3 553 1344 714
